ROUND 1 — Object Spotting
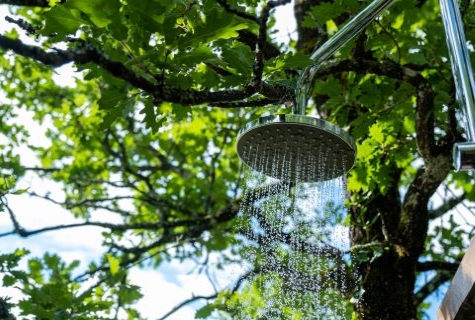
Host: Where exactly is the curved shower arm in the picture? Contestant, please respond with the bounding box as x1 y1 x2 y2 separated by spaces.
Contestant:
294 0 397 115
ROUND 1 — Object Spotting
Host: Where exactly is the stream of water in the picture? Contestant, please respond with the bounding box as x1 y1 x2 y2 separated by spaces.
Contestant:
234 146 352 319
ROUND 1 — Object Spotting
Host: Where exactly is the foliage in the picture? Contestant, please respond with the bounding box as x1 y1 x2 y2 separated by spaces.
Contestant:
0 0 475 319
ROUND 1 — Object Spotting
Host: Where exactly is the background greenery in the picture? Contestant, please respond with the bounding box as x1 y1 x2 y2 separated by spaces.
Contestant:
0 0 474 319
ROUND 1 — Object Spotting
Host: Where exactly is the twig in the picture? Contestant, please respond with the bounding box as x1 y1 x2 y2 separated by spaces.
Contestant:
0 0 60 6
413 270 454 306
0 197 27 237
428 193 466 219
350 241 388 252
216 0 259 23
5 16 39 35
156 293 219 320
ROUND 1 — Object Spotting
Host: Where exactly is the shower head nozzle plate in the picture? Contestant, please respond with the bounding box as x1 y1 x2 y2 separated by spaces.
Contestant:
236 114 356 182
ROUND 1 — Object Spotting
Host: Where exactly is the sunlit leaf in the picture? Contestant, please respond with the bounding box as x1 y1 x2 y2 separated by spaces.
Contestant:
106 254 120 276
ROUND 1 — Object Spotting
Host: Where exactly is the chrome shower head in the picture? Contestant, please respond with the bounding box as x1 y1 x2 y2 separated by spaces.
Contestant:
236 114 356 182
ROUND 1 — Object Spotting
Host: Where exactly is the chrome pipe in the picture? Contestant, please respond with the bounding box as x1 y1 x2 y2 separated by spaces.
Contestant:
440 0 475 141
294 0 397 115
440 0 475 170
454 142 475 170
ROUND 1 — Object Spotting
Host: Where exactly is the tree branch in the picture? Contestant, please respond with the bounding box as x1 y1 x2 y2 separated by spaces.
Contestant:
429 194 466 219
0 197 27 237
0 34 293 106
0 34 73 66
251 0 290 87
156 293 218 320
0 0 62 6
5 16 39 34
399 154 452 255
413 270 454 306
417 260 459 272
0 195 240 239
0 297 15 320
210 98 277 108
217 0 259 23
237 29 281 60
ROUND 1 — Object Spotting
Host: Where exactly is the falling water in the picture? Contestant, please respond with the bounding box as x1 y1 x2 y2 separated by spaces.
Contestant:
234 143 352 319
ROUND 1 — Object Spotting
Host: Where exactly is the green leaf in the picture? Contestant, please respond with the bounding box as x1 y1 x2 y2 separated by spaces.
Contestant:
11 187 29 195
172 105 192 121
98 86 133 128
173 45 217 67
369 123 385 144
0 175 15 191
177 12 248 48
308 1 353 25
221 41 254 74
98 87 124 111
282 52 314 68
106 254 120 276
140 100 166 132
2 274 16 287
118 284 143 304
266 52 314 74
65 0 117 28
195 304 216 319
41 6 86 39
314 75 342 98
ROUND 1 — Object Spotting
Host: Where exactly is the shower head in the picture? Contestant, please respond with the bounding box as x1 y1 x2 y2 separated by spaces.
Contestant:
236 114 356 182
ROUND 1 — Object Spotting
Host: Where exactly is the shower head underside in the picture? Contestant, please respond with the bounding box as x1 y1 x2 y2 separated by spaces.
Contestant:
236 114 356 182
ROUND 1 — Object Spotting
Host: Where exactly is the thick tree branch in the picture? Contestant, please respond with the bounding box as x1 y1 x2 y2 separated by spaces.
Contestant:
0 34 293 106
399 154 452 255
0 34 73 66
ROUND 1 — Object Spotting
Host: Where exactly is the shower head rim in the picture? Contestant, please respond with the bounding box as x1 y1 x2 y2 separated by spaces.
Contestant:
236 114 357 182
237 114 356 152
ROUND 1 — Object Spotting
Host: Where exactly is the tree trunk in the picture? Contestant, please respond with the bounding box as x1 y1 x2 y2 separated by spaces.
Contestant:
355 252 418 319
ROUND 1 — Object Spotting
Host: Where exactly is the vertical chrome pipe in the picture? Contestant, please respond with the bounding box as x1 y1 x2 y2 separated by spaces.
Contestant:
440 0 475 170
440 0 475 140
294 0 397 115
